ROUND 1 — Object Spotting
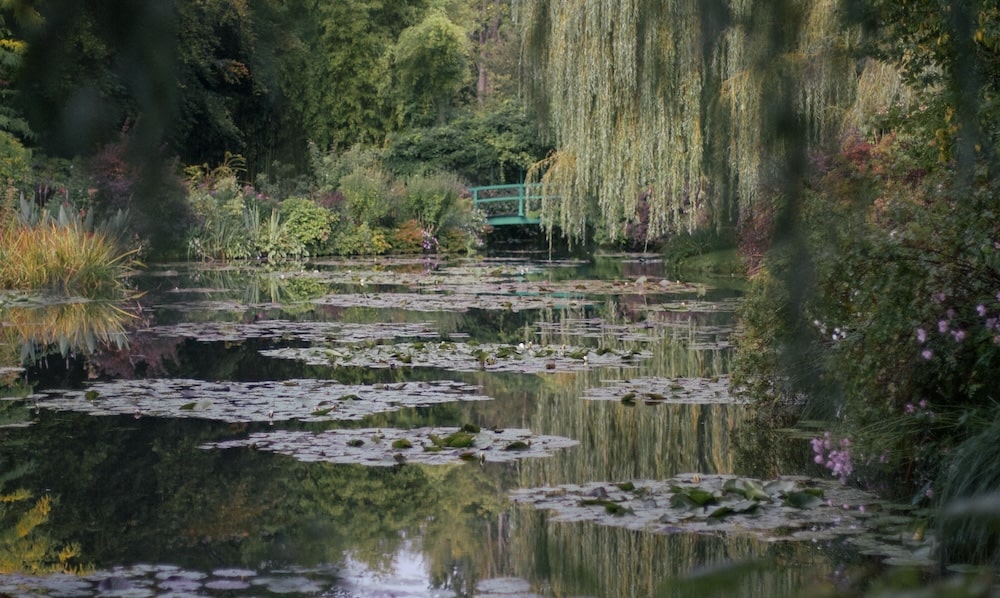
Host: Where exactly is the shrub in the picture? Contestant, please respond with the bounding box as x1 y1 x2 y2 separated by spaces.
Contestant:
184 154 259 260
280 197 337 254
0 131 30 184
400 171 464 234
243 205 305 261
391 219 425 254
338 163 398 229
733 131 1000 497
330 222 391 256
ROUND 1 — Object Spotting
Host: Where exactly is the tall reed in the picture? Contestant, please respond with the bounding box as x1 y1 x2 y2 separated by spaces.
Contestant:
0 223 136 294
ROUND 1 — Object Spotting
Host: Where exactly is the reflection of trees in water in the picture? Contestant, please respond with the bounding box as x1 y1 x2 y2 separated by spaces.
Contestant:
6 410 521 591
522 374 746 486
509 507 828 597
534 302 732 378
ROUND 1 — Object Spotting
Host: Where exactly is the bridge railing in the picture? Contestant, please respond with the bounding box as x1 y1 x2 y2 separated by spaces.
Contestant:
470 183 552 223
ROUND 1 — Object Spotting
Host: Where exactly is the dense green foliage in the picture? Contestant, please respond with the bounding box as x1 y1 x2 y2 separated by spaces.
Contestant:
0 0 547 261
727 0 1000 529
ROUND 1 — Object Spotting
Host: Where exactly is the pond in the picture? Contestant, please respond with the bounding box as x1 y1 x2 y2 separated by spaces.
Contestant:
0 254 934 596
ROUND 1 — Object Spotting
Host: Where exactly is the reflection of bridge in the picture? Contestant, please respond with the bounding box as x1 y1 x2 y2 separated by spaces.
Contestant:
470 183 552 226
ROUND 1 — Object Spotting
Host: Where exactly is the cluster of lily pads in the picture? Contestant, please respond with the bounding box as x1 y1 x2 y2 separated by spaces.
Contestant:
29 378 492 422
261 341 650 373
0 564 332 596
309 290 593 313
511 473 937 567
583 376 737 405
203 425 580 467
144 319 444 344
0 562 547 597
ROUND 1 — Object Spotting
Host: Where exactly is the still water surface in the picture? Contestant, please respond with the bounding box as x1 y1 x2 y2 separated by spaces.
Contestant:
0 254 844 597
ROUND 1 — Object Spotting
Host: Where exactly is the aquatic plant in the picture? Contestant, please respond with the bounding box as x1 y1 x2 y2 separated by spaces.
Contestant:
202 426 578 467
32 378 493 423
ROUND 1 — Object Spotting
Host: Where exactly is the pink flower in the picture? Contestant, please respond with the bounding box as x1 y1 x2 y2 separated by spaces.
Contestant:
916 328 927 343
918 399 927 409
905 403 916 413
921 349 933 360
977 304 988 317
938 320 949 333
952 329 966 342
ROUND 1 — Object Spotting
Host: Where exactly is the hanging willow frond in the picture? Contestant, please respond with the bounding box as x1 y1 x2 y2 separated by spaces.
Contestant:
843 59 918 141
515 0 873 244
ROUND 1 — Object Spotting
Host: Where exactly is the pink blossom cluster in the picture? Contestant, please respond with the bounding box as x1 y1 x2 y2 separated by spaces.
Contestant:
915 290 1000 360
421 230 439 252
811 432 853 484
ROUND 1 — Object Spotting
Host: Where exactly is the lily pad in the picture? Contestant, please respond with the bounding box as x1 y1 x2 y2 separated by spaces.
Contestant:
30 378 491 422
0 563 341 597
583 377 739 404
144 319 445 344
309 290 593 313
261 341 650 373
510 474 923 551
201 427 579 467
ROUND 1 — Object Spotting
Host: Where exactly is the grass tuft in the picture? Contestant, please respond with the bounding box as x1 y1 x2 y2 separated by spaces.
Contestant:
0 224 137 295
938 410 1000 568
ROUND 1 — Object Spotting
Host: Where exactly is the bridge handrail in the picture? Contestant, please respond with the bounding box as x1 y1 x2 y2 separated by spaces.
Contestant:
469 182 557 223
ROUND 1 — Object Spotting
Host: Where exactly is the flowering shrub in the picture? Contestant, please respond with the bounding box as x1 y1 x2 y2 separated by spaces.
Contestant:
734 129 1000 498
812 433 854 484
391 219 425 253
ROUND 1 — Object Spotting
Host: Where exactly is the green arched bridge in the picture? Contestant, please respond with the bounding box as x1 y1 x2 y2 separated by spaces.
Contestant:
470 183 553 226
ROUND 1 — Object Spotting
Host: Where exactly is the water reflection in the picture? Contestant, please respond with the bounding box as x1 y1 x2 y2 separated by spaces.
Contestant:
0 257 841 596
0 299 132 368
510 508 831 597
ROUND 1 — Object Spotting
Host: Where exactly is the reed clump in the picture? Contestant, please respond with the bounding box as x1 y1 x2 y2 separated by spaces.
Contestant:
0 191 137 295
0 225 136 294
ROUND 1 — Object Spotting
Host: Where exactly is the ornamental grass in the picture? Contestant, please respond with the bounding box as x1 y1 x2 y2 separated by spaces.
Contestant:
0 224 137 295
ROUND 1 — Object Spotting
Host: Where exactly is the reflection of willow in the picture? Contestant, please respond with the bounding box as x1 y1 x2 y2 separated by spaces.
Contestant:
509 508 830 597
522 372 747 485
522 301 742 485
533 302 732 379
0 300 131 367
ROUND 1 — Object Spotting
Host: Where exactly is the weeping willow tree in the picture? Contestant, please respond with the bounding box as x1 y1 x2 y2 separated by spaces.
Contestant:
514 0 892 244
